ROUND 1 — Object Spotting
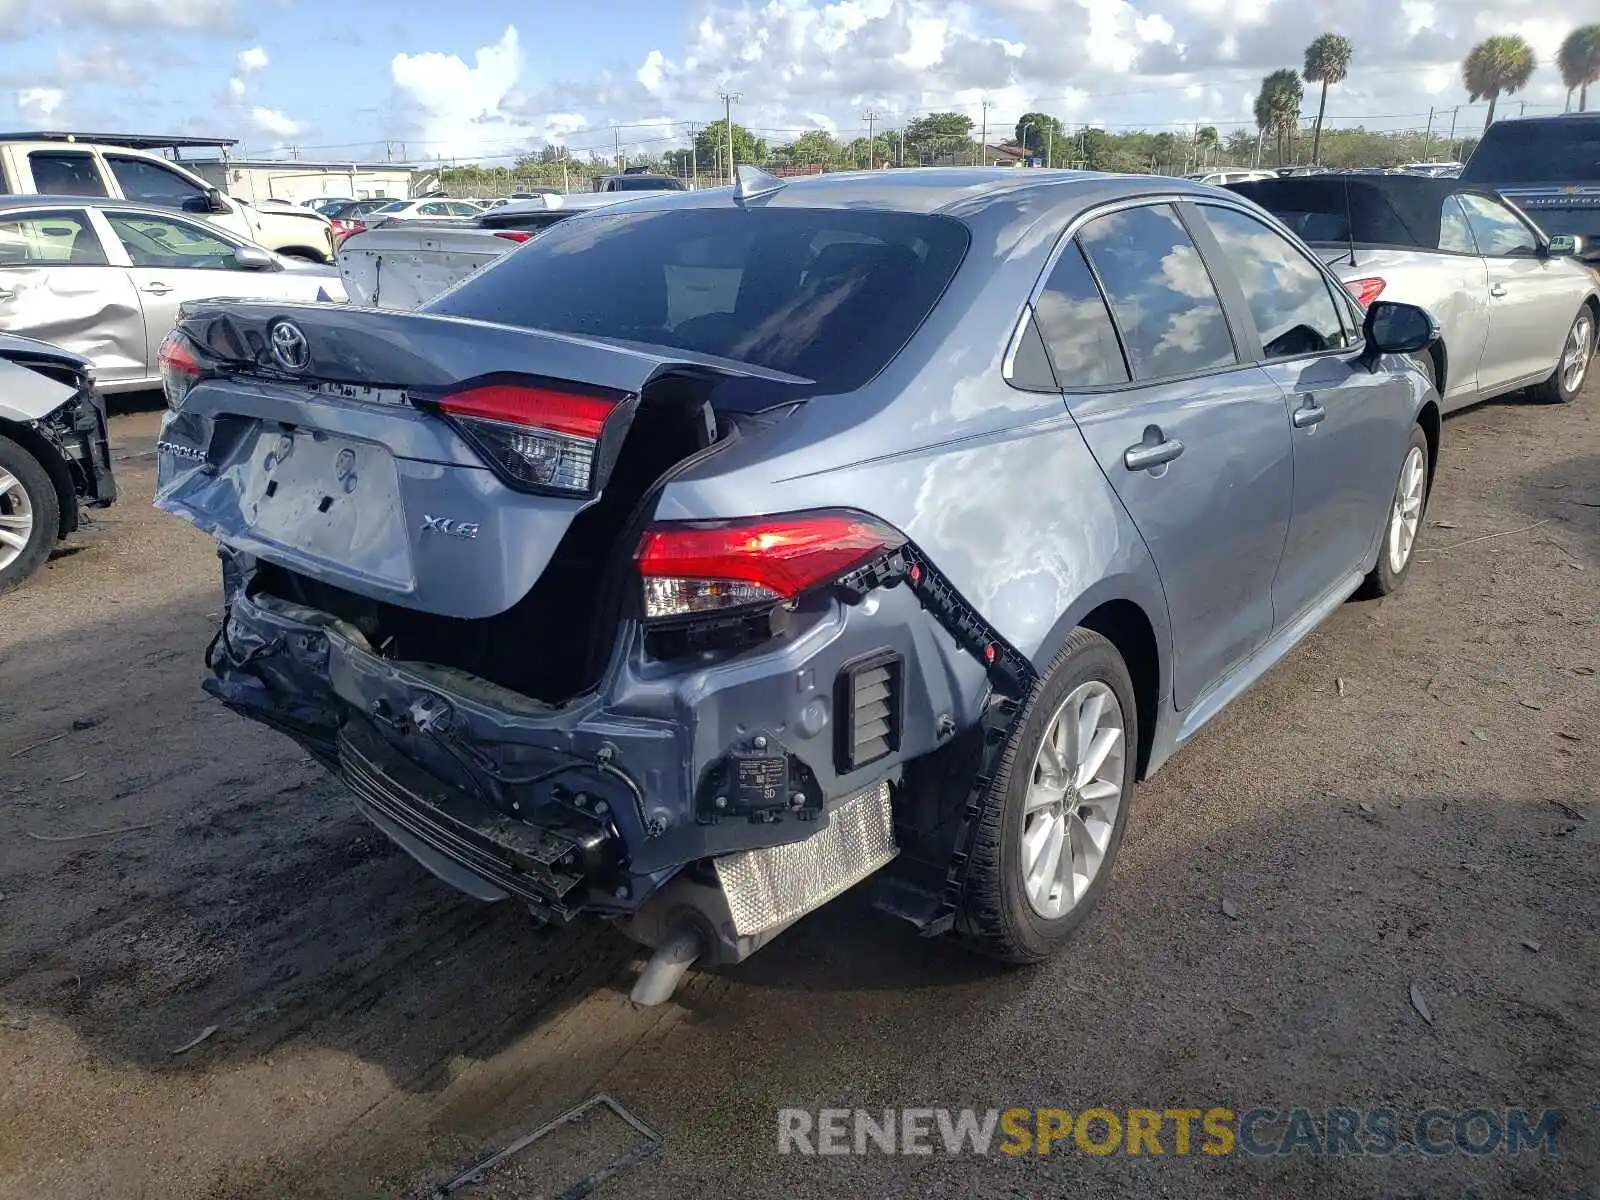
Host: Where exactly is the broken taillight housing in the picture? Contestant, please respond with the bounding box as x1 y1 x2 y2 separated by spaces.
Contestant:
157 330 201 410
635 510 907 620
436 383 623 495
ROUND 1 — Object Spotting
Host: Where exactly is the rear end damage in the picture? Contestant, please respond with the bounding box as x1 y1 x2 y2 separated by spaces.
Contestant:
157 300 1012 999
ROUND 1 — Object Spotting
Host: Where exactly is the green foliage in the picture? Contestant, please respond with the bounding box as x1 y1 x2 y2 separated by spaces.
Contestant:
1558 24 1600 110
1463 35 1537 126
694 120 767 174
904 111 976 162
1255 68 1305 165
1013 112 1065 155
1303 33 1354 164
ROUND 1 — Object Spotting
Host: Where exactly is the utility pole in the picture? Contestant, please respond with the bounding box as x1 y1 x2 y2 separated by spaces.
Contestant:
862 109 879 169
687 122 699 189
561 149 570 195
896 128 904 166
1447 104 1459 158
718 91 742 185
1519 100 1527 117
613 126 622 172
1422 106 1434 160
1046 123 1053 168
979 99 993 166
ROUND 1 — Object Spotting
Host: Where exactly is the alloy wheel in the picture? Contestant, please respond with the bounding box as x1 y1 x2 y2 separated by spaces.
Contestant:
1387 444 1426 575
1019 680 1126 919
0 467 35 573
1561 313 1593 394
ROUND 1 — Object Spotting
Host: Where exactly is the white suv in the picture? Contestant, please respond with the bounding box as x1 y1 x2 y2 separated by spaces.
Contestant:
0 137 336 262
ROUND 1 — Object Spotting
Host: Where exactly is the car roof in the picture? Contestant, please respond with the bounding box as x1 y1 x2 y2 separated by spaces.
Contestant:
0 194 238 218
558 168 1231 218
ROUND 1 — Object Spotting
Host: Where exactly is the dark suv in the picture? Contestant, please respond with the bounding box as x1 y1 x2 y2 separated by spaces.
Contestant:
1462 113 1600 263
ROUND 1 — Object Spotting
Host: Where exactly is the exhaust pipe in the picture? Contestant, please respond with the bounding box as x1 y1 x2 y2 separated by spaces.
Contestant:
630 924 704 1007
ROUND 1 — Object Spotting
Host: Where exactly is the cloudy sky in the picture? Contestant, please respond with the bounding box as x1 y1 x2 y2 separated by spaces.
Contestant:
0 0 1584 165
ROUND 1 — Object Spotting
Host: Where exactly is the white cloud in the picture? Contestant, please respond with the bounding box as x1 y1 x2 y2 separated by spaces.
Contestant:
58 0 237 31
897 16 948 70
391 25 528 159
17 86 63 120
251 106 299 137
237 46 269 74
636 49 668 94
228 76 246 101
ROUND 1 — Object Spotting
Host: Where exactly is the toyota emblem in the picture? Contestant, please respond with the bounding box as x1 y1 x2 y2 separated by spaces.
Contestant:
268 320 310 372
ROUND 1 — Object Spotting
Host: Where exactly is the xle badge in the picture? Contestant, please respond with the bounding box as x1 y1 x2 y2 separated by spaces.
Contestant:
421 514 481 539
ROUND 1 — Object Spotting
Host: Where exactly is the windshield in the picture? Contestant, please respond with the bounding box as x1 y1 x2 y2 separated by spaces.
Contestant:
428 206 969 393
1463 121 1600 184
373 200 410 213
608 176 686 191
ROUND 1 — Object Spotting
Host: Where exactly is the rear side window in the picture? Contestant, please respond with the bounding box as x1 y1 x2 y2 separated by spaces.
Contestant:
1031 241 1128 386
1199 205 1349 359
1456 193 1538 256
0 210 107 265
28 151 108 197
104 155 207 207
1463 121 1600 184
480 211 569 234
429 207 970 393
1076 203 1235 380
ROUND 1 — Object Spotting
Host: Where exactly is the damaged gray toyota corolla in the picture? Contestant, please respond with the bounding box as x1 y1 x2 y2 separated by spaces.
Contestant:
155 167 1444 1003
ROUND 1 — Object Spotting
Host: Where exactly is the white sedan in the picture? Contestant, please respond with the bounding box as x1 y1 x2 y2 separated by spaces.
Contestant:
0 197 345 394
363 198 484 225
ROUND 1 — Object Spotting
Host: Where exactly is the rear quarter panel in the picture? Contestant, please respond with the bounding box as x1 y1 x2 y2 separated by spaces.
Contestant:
657 185 1172 690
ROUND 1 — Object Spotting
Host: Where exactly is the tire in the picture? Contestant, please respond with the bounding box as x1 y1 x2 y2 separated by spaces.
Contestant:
0 434 59 594
957 628 1138 963
1360 424 1430 599
1527 306 1594 404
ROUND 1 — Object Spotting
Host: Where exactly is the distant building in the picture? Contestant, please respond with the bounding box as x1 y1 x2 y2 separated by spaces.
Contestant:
186 159 419 204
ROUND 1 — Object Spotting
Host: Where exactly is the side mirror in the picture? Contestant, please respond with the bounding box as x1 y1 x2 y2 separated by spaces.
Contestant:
1360 300 1438 371
204 187 233 215
233 245 276 271
1545 233 1579 258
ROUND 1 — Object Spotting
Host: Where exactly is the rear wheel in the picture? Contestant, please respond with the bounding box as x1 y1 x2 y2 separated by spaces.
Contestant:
0 435 59 594
1360 424 1430 598
958 628 1137 962
1528 308 1593 404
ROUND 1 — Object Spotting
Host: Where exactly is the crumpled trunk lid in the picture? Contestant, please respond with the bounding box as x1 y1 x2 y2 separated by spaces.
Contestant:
153 300 750 620
336 224 516 309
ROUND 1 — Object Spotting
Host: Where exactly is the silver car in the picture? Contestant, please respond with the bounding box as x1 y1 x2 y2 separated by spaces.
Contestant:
156 168 1464 1002
1229 174 1599 408
0 196 345 394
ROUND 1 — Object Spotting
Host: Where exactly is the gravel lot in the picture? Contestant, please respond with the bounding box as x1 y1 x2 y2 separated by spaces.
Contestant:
0 387 1595 1199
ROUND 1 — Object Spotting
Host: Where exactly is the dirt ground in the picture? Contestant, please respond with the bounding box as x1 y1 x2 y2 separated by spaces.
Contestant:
0 387 1595 1200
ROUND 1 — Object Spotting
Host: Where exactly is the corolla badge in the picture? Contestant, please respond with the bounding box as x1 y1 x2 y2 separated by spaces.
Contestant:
268 320 311 372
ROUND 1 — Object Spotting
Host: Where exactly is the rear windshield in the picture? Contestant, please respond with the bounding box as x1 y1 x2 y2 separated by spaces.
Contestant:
429 206 970 392
606 176 686 191
1229 179 1444 248
1463 121 1600 184
478 210 570 233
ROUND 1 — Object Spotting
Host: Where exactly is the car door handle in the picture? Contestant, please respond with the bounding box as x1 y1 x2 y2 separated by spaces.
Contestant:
1291 398 1327 428
141 282 173 296
1123 430 1184 472
1490 283 1508 298
0 287 14 302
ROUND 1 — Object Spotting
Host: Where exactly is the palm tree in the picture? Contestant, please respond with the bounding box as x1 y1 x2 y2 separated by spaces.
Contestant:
1462 35 1537 128
1557 25 1600 112
1302 34 1353 165
1255 69 1304 165
1193 124 1219 170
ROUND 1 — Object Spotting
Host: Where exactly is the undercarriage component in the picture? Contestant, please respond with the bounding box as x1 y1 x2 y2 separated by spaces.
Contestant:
624 780 897 971
629 925 705 1007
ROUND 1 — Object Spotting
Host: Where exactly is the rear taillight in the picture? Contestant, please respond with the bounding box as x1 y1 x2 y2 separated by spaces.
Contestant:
1346 277 1386 308
493 230 533 243
635 510 906 619
437 383 622 495
157 330 201 410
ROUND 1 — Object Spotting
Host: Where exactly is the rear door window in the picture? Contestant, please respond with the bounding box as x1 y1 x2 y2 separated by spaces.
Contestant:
106 213 238 269
27 151 109 197
1030 240 1128 386
0 210 107 265
1439 196 1477 253
1076 203 1236 380
1198 204 1349 358
1456 193 1538 256
104 155 208 207
428 207 970 393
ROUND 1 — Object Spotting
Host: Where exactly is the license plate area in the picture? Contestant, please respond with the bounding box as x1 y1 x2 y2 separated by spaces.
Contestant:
238 424 411 589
